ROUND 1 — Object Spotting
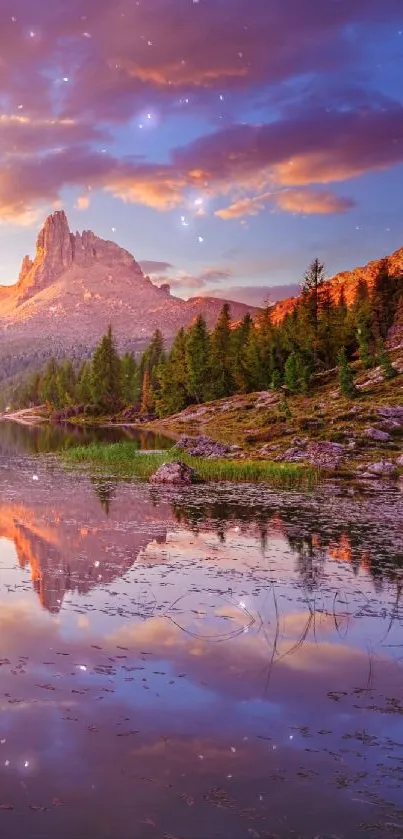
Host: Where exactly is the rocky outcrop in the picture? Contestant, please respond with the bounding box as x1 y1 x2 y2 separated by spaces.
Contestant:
175 435 233 458
277 440 345 469
149 461 198 485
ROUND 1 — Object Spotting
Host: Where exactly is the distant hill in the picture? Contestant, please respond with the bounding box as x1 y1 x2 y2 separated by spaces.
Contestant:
0 210 258 379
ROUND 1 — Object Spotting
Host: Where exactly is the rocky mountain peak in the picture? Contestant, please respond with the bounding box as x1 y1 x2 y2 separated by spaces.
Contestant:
16 210 143 300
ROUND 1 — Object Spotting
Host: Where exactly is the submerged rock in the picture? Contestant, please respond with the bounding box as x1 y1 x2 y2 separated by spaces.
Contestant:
176 435 231 458
149 461 199 485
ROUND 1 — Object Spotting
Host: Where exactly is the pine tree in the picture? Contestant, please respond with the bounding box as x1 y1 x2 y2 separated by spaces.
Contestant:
140 329 165 390
121 352 139 404
299 358 312 394
232 314 253 392
284 352 299 393
140 369 155 415
269 345 283 391
186 315 211 403
376 339 397 379
157 328 189 416
76 361 93 404
357 322 374 369
210 303 235 399
91 325 122 410
337 348 357 398
56 359 76 406
371 260 394 340
39 358 60 406
244 326 265 391
302 258 326 344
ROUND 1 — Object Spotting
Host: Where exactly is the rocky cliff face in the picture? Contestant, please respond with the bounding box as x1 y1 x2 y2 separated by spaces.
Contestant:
16 210 143 300
0 211 258 374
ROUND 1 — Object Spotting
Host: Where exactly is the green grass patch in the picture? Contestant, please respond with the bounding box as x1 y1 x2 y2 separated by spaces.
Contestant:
63 441 319 488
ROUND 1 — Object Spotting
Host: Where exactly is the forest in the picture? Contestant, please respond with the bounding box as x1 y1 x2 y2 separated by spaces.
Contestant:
10 259 403 418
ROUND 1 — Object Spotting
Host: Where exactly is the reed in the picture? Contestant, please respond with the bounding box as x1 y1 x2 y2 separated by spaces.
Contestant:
64 441 320 487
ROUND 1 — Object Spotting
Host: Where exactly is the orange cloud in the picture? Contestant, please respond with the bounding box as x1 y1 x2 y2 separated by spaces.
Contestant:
274 188 355 214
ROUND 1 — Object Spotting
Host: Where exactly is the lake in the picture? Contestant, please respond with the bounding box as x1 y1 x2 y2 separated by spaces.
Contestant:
0 423 402 838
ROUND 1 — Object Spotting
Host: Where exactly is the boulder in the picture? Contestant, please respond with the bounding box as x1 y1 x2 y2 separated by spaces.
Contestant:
396 454 403 467
277 440 345 469
149 461 199 485
364 427 391 442
376 405 403 419
175 435 231 458
378 418 403 432
361 460 397 477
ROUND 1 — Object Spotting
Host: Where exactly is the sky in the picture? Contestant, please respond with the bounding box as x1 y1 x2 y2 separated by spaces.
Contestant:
0 0 402 305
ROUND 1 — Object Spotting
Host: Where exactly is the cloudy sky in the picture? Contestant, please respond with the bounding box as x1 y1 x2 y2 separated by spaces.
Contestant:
0 0 402 304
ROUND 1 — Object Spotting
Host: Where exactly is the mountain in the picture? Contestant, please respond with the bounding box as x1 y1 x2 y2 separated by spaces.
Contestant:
0 210 258 378
270 245 403 325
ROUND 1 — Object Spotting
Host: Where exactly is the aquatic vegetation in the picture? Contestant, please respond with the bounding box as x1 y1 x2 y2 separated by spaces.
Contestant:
64 441 319 487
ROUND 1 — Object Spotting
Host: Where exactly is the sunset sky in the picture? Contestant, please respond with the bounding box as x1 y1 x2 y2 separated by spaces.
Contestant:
0 0 402 304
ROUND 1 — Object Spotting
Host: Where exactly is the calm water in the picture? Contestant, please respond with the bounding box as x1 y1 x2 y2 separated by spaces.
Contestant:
0 424 402 839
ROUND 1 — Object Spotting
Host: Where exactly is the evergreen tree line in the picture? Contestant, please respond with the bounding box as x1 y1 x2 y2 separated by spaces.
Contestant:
13 259 402 415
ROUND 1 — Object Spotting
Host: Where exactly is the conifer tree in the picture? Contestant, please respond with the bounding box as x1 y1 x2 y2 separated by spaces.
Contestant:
91 325 122 410
210 303 235 399
337 348 357 398
244 327 264 391
185 315 211 403
376 339 397 379
140 369 155 415
121 352 139 404
157 327 189 416
140 329 165 390
56 359 76 406
39 358 60 406
302 258 326 344
284 352 299 393
232 314 253 392
76 361 93 404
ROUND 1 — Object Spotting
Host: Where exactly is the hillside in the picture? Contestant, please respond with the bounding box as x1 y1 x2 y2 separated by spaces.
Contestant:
0 210 258 380
271 245 403 324
148 342 403 478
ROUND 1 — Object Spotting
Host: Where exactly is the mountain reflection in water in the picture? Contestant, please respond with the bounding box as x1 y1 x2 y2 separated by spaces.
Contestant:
0 444 402 839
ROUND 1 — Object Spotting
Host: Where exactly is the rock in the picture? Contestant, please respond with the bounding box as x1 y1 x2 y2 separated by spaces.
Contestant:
149 461 198 485
361 460 397 477
396 454 403 467
378 419 402 432
364 427 391 442
175 435 231 458
277 440 345 469
293 437 308 447
276 447 307 463
376 405 403 420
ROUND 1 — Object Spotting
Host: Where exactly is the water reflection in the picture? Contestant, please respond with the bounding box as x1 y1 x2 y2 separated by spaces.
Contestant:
0 447 402 838
0 418 174 456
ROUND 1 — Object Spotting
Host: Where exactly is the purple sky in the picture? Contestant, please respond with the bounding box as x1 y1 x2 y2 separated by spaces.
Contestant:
0 0 402 304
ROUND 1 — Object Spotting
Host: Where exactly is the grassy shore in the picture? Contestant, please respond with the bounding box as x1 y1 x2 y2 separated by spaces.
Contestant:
64 441 319 487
